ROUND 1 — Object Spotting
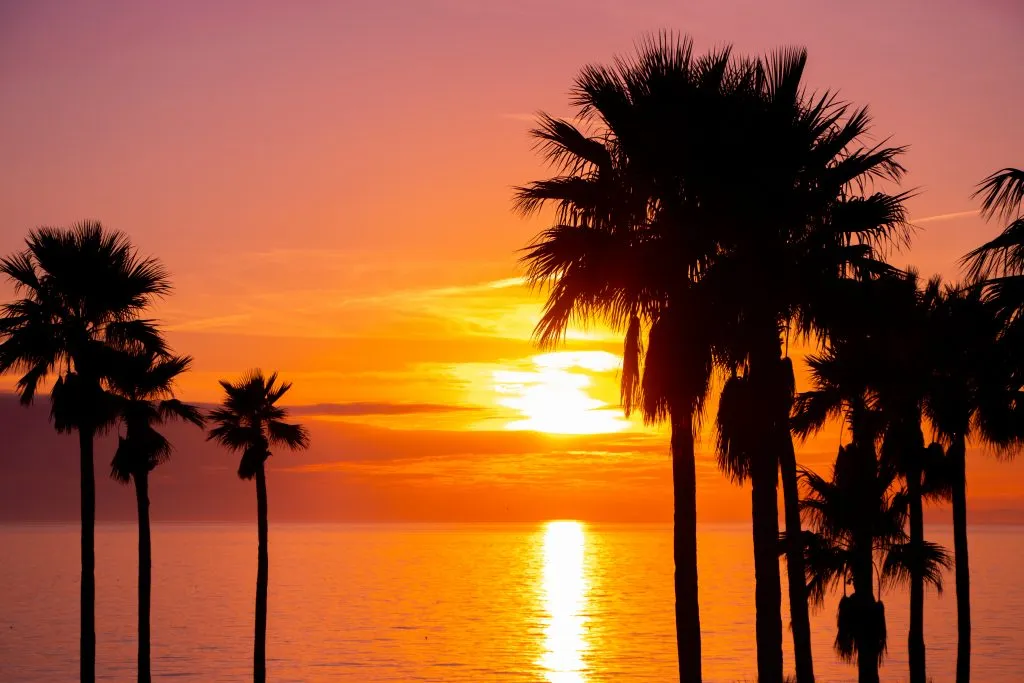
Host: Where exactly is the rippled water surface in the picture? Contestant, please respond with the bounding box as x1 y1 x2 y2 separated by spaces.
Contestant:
1 523 1022 681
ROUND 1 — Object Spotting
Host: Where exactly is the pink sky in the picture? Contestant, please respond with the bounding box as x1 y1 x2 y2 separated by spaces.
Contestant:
1 0 1023 522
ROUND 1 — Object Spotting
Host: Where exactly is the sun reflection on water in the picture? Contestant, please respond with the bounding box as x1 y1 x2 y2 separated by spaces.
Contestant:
538 520 590 683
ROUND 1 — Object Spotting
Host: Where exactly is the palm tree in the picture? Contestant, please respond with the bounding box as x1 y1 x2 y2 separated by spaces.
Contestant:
704 48 910 683
207 370 309 683
824 270 934 683
958 167 1024 683
791 337 932 683
923 283 1023 683
107 351 204 683
516 35 754 683
800 449 901 683
0 222 170 683
800 271 956 683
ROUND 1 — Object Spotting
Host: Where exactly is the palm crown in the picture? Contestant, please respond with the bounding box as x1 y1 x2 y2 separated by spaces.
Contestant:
207 370 310 479
108 352 205 483
0 222 170 417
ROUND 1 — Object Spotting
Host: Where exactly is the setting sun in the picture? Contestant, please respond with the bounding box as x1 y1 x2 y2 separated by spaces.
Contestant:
493 352 630 434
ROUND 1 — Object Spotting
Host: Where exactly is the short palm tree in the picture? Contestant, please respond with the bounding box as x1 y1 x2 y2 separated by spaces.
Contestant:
799 440 910 683
108 351 204 683
0 222 170 683
923 283 1023 683
207 370 309 683
791 341 934 683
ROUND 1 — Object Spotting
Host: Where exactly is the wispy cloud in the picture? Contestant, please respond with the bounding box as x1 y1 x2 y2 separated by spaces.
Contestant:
914 209 979 224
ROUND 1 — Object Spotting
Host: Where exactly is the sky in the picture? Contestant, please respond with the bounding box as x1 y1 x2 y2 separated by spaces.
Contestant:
1 0 1023 522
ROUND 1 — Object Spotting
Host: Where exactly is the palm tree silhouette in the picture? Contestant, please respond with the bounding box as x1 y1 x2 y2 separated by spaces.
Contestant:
207 370 309 683
821 271 950 683
958 166 1024 683
703 48 909 683
517 35 747 683
923 283 1022 683
792 337 938 683
0 222 170 683
798 441 907 683
107 351 205 683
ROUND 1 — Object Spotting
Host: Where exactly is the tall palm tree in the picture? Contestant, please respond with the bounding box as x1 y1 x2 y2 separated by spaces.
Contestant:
704 48 910 683
207 370 309 683
516 34 754 683
0 222 170 683
835 271 951 683
923 283 1023 683
107 351 204 683
959 167 1024 683
804 271 961 683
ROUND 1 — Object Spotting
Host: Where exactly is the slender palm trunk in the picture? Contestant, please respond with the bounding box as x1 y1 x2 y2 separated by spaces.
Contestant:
135 470 152 683
750 344 784 683
850 434 879 683
847 432 880 683
254 463 269 683
750 452 784 683
79 426 96 683
907 460 925 683
671 410 702 683
950 434 970 683
780 424 814 683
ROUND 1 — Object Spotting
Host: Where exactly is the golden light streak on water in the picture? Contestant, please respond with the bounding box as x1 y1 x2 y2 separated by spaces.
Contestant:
538 520 590 683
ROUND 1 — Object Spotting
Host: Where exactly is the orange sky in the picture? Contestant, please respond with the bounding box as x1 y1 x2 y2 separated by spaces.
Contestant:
1 0 1024 522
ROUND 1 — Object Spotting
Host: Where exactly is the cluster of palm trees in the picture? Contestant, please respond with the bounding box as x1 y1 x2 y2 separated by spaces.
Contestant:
518 34 1024 683
0 222 310 683
3 34 1022 683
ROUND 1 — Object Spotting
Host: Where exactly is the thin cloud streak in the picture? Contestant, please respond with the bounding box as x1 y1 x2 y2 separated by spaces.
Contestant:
914 209 979 224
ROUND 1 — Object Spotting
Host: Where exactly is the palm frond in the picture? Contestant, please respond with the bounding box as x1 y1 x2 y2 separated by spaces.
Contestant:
973 167 1024 221
267 419 309 449
962 218 1024 280
881 540 952 593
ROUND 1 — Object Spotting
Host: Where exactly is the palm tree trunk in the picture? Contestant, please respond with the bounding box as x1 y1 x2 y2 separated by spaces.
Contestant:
850 435 879 683
135 470 152 683
79 426 96 683
780 429 814 683
750 451 784 683
907 461 926 683
254 463 269 683
950 434 970 683
671 410 702 683
750 344 784 683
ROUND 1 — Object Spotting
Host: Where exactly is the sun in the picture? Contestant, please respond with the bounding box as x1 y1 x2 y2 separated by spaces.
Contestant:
493 351 630 434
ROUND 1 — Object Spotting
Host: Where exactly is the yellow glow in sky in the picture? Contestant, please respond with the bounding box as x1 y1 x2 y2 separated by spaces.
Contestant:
494 352 629 434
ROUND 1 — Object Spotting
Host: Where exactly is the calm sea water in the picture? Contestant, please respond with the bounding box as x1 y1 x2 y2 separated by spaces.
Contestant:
0 523 1022 682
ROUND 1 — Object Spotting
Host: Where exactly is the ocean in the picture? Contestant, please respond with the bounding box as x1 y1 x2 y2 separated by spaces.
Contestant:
1 523 1022 682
